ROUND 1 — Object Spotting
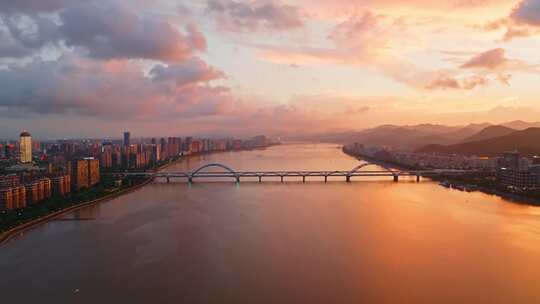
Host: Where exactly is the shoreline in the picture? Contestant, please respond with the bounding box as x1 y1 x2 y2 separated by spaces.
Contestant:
0 177 153 245
0 145 277 245
342 147 540 206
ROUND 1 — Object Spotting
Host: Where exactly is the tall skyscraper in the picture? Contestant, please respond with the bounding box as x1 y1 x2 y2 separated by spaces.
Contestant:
123 131 130 147
19 131 32 163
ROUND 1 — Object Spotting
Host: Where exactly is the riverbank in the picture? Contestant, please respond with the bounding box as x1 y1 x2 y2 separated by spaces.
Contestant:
0 144 279 245
0 177 152 245
342 146 540 206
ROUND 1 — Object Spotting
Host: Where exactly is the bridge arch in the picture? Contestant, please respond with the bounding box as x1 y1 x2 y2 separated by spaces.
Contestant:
191 163 238 176
348 162 397 176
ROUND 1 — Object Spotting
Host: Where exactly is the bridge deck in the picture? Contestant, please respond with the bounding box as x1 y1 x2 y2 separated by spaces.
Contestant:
107 162 474 183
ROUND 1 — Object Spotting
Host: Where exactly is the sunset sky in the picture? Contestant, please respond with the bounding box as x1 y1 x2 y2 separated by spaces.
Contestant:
1 0 539 138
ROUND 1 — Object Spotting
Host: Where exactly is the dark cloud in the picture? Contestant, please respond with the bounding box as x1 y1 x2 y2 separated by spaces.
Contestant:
478 0 540 41
0 0 206 62
206 0 303 32
511 0 540 26
3 14 61 49
0 26 32 58
0 0 80 14
0 54 232 119
58 1 206 62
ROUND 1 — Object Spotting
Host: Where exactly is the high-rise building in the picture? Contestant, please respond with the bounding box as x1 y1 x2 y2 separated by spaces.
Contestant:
52 176 66 196
87 158 100 186
71 159 89 190
123 131 130 147
20 131 32 163
0 188 13 211
25 182 40 205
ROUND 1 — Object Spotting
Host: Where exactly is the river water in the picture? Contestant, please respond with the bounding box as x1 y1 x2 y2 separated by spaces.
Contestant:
1 143 540 303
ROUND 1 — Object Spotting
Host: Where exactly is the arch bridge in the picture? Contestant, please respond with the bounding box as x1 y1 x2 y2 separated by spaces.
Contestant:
113 162 474 184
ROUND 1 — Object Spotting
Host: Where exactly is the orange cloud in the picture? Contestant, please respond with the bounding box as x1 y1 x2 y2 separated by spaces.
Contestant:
461 48 509 69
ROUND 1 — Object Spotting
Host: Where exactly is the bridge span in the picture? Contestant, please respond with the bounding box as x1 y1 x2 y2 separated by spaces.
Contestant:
110 162 476 184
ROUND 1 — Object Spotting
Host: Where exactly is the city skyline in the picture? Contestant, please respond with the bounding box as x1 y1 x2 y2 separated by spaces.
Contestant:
1 0 540 138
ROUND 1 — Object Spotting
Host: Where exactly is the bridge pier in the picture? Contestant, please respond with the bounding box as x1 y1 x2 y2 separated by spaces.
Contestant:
346 175 351 182
188 177 193 184
393 175 399 182
166 177 170 183
324 175 327 183
416 175 420 182
236 176 240 183
302 176 306 183
258 176 262 183
280 176 284 183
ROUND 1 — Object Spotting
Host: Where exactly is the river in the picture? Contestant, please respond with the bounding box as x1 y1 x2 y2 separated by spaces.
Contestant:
1 143 540 303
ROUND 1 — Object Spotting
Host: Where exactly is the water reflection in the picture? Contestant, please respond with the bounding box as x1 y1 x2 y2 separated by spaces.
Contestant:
1 143 540 303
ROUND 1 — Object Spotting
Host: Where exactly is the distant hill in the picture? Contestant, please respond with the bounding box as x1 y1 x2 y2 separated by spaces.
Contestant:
462 125 516 143
418 124 491 146
418 128 540 156
501 120 540 130
342 123 492 149
288 121 540 151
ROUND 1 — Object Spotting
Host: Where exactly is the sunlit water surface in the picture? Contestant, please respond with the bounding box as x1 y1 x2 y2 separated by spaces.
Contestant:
1 143 540 303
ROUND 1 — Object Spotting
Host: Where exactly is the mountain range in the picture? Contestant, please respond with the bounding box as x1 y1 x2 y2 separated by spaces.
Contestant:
291 120 540 155
418 128 540 156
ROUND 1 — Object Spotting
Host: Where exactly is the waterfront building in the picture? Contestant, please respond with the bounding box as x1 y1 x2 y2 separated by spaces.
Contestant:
37 179 45 201
42 178 52 199
497 151 540 189
87 158 100 186
232 140 242 150
190 140 201 153
152 144 161 163
0 188 13 211
12 185 26 209
52 176 66 196
25 182 40 205
63 175 71 195
71 159 89 190
100 146 113 169
497 168 540 189
20 131 32 163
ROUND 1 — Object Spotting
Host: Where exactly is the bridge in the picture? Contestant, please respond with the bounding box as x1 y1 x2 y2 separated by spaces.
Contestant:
112 162 475 184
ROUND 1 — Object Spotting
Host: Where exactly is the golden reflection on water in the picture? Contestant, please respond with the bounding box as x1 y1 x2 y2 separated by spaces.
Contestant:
1 143 540 303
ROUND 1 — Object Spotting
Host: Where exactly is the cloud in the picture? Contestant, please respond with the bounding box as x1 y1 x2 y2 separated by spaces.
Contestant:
461 48 508 69
0 0 80 14
0 14 62 58
425 73 489 90
511 0 540 26
58 1 206 62
206 0 303 32
150 57 225 87
0 53 232 119
458 48 540 77
328 12 389 51
0 0 207 62
478 0 540 41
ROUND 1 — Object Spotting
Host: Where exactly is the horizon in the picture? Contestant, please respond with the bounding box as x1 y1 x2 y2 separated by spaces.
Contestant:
1 1 540 138
2 119 539 141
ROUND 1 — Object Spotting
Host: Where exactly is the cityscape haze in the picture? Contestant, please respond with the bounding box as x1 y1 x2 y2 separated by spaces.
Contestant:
1 0 540 303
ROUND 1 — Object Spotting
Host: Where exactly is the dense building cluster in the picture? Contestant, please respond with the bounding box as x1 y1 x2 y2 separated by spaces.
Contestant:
98 133 274 170
347 143 498 170
346 143 540 190
0 131 277 212
496 151 540 189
